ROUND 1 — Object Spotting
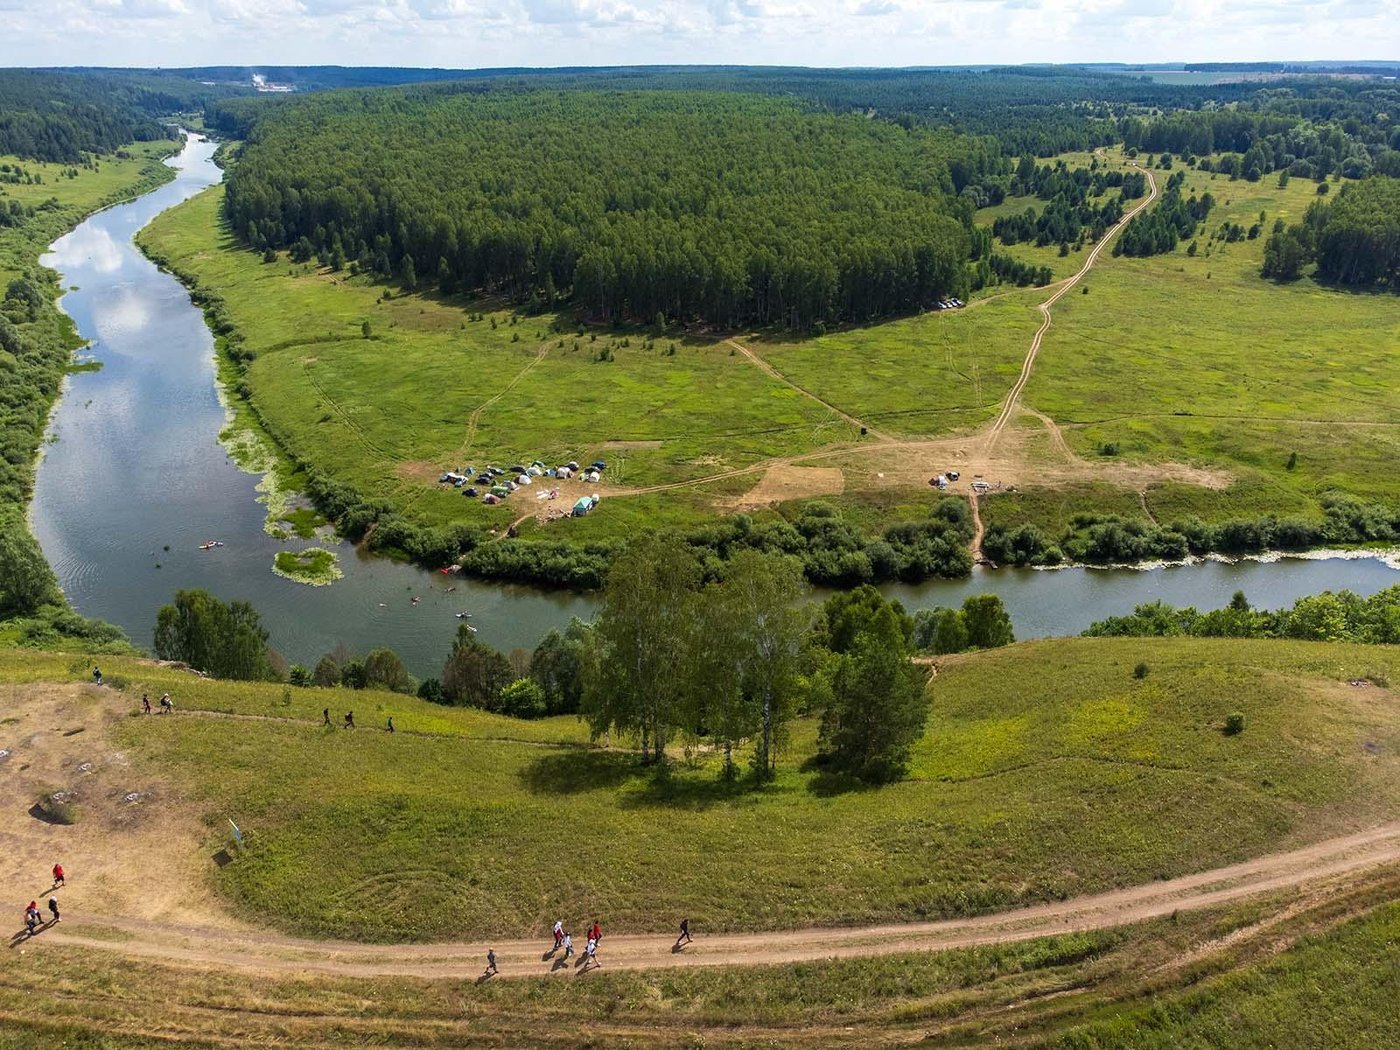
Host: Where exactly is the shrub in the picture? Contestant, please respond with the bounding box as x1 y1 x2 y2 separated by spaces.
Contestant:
34 789 79 825
1133 661 1149 679
1223 712 1246 735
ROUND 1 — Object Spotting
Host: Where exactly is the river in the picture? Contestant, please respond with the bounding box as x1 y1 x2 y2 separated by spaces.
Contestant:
28 135 1400 676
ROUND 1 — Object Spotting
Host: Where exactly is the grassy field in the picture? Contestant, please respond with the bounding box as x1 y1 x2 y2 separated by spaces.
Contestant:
138 186 863 540
1016 149 1400 532
10 636 1400 944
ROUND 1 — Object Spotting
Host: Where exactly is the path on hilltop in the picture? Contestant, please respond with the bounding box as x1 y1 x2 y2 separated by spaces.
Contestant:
38 820 1400 980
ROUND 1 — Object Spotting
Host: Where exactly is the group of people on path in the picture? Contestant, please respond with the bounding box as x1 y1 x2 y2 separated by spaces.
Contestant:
486 917 695 978
542 918 603 971
20 865 65 939
141 692 173 715
323 708 396 732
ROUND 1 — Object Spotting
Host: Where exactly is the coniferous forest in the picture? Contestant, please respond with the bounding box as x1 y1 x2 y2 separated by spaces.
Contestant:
221 90 995 329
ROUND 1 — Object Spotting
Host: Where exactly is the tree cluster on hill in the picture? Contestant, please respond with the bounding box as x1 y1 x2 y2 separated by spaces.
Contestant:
1113 171 1213 257
1084 586 1400 645
417 541 937 785
221 89 988 330
911 594 1016 655
153 589 278 681
1263 177 1400 290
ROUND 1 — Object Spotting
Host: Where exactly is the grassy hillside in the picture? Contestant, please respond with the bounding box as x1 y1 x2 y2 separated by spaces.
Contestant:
11 636 1399 943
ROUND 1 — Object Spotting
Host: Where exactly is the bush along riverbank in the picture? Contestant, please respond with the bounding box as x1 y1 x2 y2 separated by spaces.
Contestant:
982 495 1400 569
1 142 179 649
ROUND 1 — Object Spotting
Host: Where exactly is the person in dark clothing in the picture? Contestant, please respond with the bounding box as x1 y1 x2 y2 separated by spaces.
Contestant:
24 902 40 935
323 707 331 727
386 716 395 733
47 897 59 924
485 948 498 975
142 694 152 715
92 666 102 685
344 711 355 729
675 917 692 949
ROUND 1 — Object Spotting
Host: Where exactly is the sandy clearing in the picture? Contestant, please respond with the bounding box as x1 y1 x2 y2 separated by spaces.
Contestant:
723 465 845 509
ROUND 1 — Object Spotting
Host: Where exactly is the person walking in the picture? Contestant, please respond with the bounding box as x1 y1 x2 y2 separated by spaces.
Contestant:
51 864 65 888
159 693 172 714
142 693 151 715
584 937 599 970
47 897 60 925
323 707 331 727
675 917 692 949
385 716 395 733
590 921 601 946
92 666 102 686
552 920 564 950
485 948 498 976
24 902 40 935
562 931 574 960
344 711 355 729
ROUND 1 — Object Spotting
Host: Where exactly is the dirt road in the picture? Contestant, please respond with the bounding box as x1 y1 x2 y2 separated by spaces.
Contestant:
35 820 1400 980
984 165 1159 451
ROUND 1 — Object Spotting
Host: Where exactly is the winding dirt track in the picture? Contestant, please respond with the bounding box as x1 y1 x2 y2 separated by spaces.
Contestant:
984 165 1159 451
39 820 1400 980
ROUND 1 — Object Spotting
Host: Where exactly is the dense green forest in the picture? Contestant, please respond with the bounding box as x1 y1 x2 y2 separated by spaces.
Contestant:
1263 177 1400 289
223 90 993 328
0 70 220 161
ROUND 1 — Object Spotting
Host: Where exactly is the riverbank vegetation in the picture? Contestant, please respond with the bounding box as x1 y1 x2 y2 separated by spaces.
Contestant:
1085 585 1400 644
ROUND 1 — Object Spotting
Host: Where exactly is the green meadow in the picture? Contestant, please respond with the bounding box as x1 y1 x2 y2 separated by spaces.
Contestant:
12 636 1399 943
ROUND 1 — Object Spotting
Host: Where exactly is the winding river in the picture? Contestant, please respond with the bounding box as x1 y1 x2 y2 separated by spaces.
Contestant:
29 136 1400 675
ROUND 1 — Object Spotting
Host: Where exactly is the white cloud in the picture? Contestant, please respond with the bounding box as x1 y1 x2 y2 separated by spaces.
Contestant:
0 0 1395 67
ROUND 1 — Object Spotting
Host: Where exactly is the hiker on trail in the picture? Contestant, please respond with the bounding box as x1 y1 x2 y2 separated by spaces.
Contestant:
323 707 331 727
552 920 564 949
485 948 498 976
92 666 102 685
24 902 40 935
584 937 599 970
52 864 64 888
386 717 394 733
159 693 172 714
142 693 151 715
590 921 601 945
344 711 355 729
562 932 574 959
675 918 692 949
47 897 59 924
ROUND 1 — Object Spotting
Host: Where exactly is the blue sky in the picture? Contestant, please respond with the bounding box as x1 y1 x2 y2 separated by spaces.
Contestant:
2 0 1396 70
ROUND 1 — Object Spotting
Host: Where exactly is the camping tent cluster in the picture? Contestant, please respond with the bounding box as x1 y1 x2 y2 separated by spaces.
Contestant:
439 459 608 509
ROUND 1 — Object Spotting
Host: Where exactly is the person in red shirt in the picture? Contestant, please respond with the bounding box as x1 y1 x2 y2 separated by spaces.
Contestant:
51 864 64 888
590 921 601 944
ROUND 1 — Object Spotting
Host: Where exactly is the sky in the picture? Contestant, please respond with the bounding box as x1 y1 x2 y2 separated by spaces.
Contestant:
0 0 1396 71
